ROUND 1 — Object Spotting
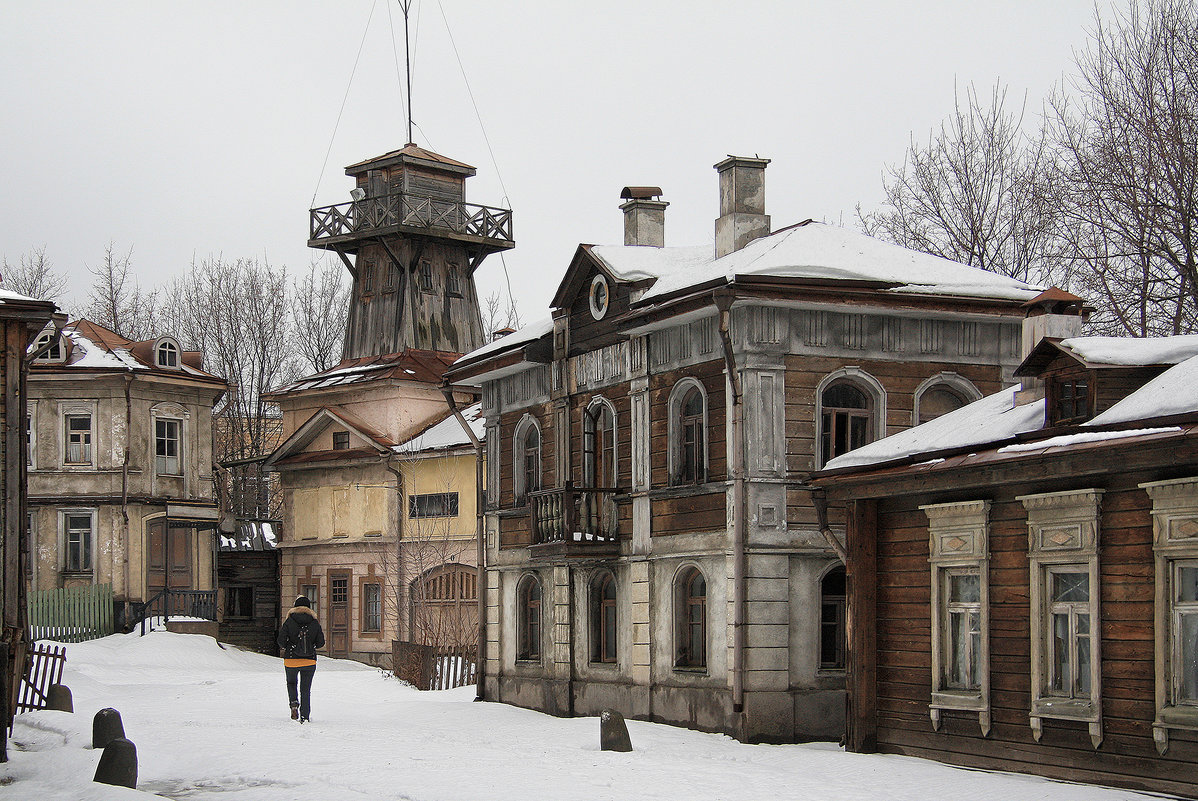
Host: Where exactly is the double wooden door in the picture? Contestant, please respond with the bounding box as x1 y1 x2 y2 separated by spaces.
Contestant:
146 520 192 614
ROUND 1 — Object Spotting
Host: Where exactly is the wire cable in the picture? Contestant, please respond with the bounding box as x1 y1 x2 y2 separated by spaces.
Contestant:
311 0 379 208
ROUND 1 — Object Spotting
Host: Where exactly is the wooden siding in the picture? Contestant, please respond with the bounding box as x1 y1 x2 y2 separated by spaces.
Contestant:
648 360 727 486
866 460 1198 798
565 262 635 353
217 550 280 655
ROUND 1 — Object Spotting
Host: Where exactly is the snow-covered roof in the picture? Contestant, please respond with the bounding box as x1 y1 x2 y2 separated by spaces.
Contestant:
1058 334 1198 366
822 386 1047 471
633 222 1042 303
219 520 278 551
1087 354 1198 425
453 316 553 366
0 287 43 303
393 403 485 454
63 327 145 370
588 244 712 283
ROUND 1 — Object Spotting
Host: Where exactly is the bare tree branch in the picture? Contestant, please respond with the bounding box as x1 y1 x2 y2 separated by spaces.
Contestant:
0 245 69 304
290 256 348 374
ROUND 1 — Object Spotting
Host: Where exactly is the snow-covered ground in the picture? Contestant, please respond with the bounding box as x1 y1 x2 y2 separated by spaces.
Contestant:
2 631 1158 800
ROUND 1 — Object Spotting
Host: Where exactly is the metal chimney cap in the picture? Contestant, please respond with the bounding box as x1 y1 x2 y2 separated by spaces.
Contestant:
620 186 663 200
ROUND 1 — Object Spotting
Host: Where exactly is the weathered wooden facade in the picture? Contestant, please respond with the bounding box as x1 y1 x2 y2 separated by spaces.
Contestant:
0 289 58 761
266 143 505 667
812 331 1198 796
445 156 1045 742
26 319 225 628
217 521 281 654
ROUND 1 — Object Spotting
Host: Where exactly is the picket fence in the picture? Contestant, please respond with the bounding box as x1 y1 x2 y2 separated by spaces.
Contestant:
28 583 115 643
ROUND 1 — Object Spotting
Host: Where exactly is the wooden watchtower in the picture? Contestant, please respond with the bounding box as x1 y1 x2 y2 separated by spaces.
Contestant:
308 143 514 359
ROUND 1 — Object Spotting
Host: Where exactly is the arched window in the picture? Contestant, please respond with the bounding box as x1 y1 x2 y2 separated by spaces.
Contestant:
513 416 541 503
517 574 542 662
583 399 616 488
31 329 63 362
820 381 873 466
820 566 846 671
669 380 707 486
913 373 981 426
155 338 180 369
590 570 617 664
675 566 707 669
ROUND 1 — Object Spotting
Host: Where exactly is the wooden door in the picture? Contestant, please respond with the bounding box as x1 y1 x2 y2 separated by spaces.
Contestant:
147 520 192 614
328 572 351 656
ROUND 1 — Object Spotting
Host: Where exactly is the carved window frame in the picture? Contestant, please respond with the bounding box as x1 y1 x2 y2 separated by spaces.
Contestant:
1140 476 1198 754
923 500 991 735
582 396 617 489
667 378 707 486
513 414 542 504
1018 488 1104 748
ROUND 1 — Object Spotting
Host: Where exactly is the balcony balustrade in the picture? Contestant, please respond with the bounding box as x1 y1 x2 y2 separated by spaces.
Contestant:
529 483 621 547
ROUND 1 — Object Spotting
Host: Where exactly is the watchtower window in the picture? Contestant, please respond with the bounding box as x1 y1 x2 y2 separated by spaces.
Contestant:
383 263 398 292
419 261 434 292
361 262 375 294
446 266 462 297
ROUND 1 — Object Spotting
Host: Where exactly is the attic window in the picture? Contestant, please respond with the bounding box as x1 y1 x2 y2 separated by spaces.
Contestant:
31 330 63 362
332 432 350 451
155 339 180 369
589 274 610 320
1052 378 1091 424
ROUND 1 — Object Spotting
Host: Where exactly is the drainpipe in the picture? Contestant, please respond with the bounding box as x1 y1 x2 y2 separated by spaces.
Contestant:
441 388 487 702
713 289 747 717
122 373 133 624
383 456 405 661
810 488 848 564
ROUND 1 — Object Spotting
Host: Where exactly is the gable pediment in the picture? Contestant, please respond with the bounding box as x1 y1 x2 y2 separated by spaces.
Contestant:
264 407 395 467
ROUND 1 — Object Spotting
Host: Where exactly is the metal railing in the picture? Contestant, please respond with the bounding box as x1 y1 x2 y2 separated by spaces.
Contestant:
529 483 621 545
310 192 513 244
134 589 217 635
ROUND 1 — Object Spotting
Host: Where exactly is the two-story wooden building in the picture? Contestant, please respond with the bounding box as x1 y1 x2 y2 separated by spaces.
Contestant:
26 318 226 626
444 157 1045 742
810 324 1198 797
264 143 507 666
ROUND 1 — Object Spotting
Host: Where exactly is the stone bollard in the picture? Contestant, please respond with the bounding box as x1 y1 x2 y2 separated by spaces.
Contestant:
599 708 633 752
45 684 73 712
93 737 137 789
92 708 126 749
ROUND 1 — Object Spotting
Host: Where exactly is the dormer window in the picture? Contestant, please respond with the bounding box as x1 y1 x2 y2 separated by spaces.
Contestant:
155 338 180 369
1052 377 1091 424
31 330 63 362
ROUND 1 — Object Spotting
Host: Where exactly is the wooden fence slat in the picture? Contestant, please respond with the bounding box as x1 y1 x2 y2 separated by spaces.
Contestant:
27 584 114 644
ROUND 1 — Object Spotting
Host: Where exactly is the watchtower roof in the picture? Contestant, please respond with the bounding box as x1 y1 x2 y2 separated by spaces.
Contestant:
345 143 476 178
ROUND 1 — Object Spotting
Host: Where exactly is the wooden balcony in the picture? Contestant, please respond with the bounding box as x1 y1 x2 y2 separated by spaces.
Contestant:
528 483 621 559
309 192 514 254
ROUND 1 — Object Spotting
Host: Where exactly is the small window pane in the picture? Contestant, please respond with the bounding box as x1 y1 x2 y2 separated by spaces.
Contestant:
950 573 980 604
1052 572 1089 603
1052 613 1070 693
1180 611 1198 702
1178 566 1198 603
1077 628 1092 696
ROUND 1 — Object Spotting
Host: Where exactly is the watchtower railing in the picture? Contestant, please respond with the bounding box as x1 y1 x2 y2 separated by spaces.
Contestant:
529 483 621 545
310 192 513 245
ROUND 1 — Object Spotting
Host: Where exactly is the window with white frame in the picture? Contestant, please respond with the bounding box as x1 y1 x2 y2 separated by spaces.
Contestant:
155 338 180 369
31 329 63 362
63 412 92 465
923 499 991 735
1140 476 1198 755
1019 488 1104 748
155 418 182 475
62 511 93 572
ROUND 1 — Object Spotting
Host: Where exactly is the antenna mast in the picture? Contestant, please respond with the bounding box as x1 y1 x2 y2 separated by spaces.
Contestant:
399 0 414 144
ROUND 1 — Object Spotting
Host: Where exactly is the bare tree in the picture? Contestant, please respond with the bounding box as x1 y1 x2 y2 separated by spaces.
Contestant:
0 245 68 303
1050 0 1198 335
164 255 297 518
859 82 1060 285
290 257 348 374
83 242 161 340
480 290 521 340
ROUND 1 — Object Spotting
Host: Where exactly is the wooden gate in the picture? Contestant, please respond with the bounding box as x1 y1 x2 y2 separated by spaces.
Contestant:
147 521 193 615
409 564 478 649
15 643 66 715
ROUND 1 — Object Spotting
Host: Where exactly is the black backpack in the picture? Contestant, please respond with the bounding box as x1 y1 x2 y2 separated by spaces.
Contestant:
289 623 311 658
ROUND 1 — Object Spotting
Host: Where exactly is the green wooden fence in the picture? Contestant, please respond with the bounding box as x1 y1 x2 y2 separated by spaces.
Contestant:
28 584 115 643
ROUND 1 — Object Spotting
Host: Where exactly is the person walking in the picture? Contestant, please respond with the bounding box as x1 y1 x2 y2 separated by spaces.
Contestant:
277 595 325 723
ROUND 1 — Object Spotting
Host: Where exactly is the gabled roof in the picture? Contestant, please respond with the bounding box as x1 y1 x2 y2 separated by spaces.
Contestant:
344 143 475 175
1015 334 1198 377
394 403 485 454
33 318 221 384
264 406 396 468
269 349 462 396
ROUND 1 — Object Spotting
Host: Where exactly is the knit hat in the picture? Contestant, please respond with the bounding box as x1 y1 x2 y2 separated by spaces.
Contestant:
294 595 312 609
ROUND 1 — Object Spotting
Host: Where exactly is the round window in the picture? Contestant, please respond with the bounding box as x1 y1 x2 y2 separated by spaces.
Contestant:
588 274 610 320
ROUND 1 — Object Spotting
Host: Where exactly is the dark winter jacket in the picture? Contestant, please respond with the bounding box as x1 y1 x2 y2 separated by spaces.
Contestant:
277 606 325 660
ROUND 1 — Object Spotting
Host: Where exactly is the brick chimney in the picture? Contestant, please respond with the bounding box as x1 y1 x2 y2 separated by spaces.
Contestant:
714 156 770 258
620 186 667 247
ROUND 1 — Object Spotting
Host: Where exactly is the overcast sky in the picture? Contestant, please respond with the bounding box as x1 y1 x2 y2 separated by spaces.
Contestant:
1 1 1111 323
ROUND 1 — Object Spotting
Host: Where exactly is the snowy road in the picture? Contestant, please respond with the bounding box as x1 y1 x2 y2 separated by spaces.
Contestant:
2 631 1156 800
